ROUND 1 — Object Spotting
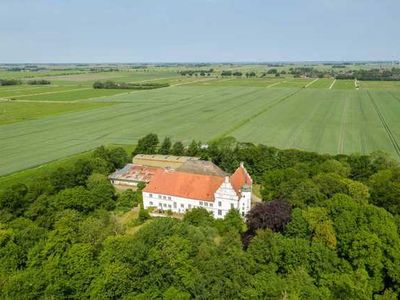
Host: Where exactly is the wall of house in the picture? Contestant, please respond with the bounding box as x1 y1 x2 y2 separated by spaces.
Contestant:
142 176 251 219
143 192 216 216
143 192 238 219
238 190 252 217
213 177 240 218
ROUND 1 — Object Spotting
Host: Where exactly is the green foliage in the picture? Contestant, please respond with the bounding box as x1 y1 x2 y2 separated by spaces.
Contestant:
133 133 159 155
159 137 172 155
138 208 150 223
183 207 214 227
171 141 185 156
1 137 400 299
93 80 169 89
186 140 200 157
116 189 140 212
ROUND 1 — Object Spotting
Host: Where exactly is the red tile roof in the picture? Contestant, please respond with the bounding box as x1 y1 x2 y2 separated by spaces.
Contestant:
230 164 252 195
143 170 225 202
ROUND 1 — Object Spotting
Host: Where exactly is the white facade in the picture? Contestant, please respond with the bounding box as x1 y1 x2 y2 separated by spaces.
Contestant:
142 175 252 219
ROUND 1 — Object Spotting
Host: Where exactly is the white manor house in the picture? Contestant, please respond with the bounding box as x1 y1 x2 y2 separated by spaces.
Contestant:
110 154 253 219
142 162 252 219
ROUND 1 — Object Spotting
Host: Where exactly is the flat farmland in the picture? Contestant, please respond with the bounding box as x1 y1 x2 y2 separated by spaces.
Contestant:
2 77 400 176
0 101 111 125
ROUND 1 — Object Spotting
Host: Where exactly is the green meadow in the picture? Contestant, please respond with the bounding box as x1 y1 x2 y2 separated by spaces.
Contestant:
1 69 400 176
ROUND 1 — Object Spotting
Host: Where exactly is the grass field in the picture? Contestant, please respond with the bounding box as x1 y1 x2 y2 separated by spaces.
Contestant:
0 101 112 125
1 70 400 176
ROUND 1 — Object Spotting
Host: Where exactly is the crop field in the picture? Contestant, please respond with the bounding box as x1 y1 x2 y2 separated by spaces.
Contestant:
1 70 400 176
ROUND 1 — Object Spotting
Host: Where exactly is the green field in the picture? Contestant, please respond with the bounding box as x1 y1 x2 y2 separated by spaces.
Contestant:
1 68 400 176
0 101 112 125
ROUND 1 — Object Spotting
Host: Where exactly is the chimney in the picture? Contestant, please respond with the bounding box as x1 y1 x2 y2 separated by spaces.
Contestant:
224 176 229 183
240 162 244 168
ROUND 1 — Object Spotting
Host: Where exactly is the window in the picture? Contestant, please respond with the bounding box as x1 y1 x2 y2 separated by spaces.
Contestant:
242 212 245 217
168 204 171 208
168 196 171 200
210 203 213 207
204 202 208 207
188 204 192 209
163 203 167 207
158 195 161 199
149 194 153 198
163 196 166 200
149 201 153 205
181 204 184 208
218 201 222 207
173 202 177 208
218 210 222 216
199 201 203 206
231 203 234 209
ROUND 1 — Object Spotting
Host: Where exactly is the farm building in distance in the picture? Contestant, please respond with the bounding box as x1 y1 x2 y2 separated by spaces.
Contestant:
109 154 225 187
109 154 253 218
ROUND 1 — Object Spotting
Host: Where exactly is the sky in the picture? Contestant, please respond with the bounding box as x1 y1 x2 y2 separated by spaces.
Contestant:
0 0 399 63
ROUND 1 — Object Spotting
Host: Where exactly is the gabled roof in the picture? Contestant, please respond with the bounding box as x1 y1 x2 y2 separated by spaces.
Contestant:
143 170 224 202
230 163 252 195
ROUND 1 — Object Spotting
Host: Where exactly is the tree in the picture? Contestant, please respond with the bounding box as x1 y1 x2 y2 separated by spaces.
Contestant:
159 137 172 155
246 200 291 234
171 141 185 156
183 208 213 227
54 187 98 213
133 134 159 155
302 207 337 249
217 209 246 234
0 183 28 215
368 169 400 215
86 173 116 211
116 189 139 212
108 147 129 169
313 173 348 198
186 140 200 156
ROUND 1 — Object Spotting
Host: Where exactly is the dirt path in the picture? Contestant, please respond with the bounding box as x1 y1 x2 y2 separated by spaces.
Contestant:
329 79 336 90
304 78 319 88
267 81 285 88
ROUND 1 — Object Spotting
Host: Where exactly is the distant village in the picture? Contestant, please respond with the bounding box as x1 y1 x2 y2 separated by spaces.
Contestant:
109 154 253 218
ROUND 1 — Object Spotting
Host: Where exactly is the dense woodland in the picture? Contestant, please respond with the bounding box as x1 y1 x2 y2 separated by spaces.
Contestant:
1 134 400 299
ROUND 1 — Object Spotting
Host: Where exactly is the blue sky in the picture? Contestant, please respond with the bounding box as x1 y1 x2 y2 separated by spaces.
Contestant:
0 0 399 63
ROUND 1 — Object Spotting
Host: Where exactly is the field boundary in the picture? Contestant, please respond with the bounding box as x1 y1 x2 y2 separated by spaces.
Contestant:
367 91 400 159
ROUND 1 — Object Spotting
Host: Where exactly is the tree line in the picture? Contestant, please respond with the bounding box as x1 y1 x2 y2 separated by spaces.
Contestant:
0 79 22 86
178 69 214 76
335 68 400 81
1 134 400 298
93 81 169 90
